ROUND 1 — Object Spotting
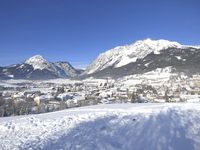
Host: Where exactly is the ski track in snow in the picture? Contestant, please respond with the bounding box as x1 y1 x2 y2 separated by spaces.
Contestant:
0 103 200 150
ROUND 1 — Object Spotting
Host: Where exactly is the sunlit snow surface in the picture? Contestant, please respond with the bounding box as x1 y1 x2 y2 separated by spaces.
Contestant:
1 103 200 150
85 39 200 75
85 39 183 74
25 55 53 70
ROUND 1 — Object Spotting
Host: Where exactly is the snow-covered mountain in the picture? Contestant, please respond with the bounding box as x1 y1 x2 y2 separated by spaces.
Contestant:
84 38 200 78
25 55 55 71
54 61 83 77
0 55 82 80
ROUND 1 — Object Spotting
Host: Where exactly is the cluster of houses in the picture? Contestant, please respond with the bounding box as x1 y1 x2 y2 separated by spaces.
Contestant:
0 80 116 116
1 74 200 116
123 74 200 103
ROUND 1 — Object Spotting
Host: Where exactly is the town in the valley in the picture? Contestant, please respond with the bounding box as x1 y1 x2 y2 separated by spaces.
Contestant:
1 70 200 117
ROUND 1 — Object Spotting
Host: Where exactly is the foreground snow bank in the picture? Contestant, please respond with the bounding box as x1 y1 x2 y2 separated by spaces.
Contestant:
0 103 200 150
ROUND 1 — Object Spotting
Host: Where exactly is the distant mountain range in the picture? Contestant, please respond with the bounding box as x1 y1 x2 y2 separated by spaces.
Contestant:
83 39 200 78
1 39 200 80
0 55 83 80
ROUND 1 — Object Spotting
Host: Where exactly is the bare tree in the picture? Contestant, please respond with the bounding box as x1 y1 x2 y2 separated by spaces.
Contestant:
131 92 137 103
165 88 170 102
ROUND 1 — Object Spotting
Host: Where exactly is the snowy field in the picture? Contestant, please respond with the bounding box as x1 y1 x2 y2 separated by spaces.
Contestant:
0 103 200 150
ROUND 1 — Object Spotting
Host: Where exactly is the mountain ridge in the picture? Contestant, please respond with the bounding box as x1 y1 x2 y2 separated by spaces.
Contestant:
83 38 200 78
1 38 200 80
0 55 83 80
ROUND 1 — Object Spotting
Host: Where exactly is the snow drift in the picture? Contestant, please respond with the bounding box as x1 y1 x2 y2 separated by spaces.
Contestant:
0 103 200 150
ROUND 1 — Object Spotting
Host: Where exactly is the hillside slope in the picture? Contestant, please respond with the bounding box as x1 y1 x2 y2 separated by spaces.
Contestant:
0 55 82 79
0 103 200 150
84 39 200 78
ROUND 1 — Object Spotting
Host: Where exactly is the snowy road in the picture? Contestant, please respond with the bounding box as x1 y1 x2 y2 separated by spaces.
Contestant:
0 103 200 150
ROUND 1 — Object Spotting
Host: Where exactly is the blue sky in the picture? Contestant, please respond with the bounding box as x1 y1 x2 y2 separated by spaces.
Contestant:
0 0 200 68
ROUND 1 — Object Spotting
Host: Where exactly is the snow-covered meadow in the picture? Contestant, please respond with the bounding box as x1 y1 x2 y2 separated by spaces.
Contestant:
0 103 200 150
